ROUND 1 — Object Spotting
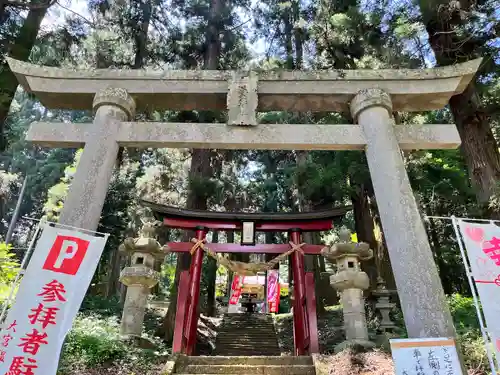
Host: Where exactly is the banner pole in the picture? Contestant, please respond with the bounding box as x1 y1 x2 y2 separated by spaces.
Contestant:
451 216 498 375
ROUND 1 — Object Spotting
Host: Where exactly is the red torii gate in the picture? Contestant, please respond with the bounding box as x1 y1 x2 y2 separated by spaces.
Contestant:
143 201 351 356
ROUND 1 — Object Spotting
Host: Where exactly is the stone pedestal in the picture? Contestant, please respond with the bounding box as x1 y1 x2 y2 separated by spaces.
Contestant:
350 89 456 339
322 229 375 352
119 220 164 336
58 88 135 230
120 266 160 335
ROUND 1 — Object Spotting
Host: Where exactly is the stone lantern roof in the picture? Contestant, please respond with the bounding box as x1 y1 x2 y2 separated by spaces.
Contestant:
321 229 373 262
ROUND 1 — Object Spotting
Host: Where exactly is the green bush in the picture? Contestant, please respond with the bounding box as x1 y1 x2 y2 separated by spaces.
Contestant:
58 311 169 374
448 293 480 333
0 243 20 313
447 294 489 374
79 294 122 317
59 314 128 372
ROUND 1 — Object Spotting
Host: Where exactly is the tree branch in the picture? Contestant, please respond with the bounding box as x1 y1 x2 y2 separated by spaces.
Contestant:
55 0 94 26
4 0 56 10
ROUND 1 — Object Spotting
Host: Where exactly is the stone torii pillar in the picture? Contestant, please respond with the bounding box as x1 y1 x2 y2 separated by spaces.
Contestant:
350 88 456 339
59 87 136 230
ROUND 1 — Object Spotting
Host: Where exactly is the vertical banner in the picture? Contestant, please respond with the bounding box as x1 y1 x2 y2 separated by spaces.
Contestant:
0 224 108 375
229 275 243 305
267 270 280 313
457 220 500 363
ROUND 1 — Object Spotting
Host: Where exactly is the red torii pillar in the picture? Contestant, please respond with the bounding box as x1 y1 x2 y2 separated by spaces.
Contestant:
172 227 207 355
290 229 319 355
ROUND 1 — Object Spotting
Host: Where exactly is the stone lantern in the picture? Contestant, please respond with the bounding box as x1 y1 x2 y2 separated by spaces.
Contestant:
373 276 397 333
118 219 164 336
321 228 375 352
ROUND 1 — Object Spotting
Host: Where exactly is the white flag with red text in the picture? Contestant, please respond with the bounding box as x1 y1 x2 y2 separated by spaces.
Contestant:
267 270 280 313
0 224 107 375
458 220 500 360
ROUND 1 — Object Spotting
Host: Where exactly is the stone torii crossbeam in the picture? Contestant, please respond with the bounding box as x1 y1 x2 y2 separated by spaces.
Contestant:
7 57 481 344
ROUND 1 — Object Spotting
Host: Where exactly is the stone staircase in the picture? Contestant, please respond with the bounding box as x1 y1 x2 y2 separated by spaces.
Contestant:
174 355 315 374
213 314 281 356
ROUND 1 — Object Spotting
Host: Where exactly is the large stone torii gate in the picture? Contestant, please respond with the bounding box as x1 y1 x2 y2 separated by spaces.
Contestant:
8 57 481 343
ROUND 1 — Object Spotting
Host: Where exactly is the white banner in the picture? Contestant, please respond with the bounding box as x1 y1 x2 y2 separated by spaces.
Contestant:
0 224 108 375
457 220 500 360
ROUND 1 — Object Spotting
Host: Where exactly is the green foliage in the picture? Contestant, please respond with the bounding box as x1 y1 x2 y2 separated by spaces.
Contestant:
42 149 82 222
0 242 19 301
79 295 122 317
448 293 480 333
447 294 490 374
161 258 177 295
59 313 168 374
60 315 128 370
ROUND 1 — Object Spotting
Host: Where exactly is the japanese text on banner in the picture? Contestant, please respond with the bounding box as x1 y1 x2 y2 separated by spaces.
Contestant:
0 224 108 375
390 338 463 375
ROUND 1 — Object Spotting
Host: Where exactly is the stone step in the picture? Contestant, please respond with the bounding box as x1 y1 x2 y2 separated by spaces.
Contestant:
183 357 312 366
217 329 275 332
211 353 284 357
218 329 274 331
221 324 274 326
217 330 275 332
214 314 280 356
215 340 279 343
214 347 280 352
219 323 274 326
216 338 276 341
215 344 278 346
216 344 278 348
211 354 283 357
181 365 315 375
214 343 279 346
216 328 275 332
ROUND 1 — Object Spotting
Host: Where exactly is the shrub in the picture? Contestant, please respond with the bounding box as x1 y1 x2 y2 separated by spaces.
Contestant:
79 295 122 317
447 293 480 333
58 312 169 374
0 243 20 312
59 314 128 372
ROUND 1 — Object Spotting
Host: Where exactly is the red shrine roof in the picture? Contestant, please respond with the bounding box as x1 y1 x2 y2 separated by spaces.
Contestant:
142 200 351 232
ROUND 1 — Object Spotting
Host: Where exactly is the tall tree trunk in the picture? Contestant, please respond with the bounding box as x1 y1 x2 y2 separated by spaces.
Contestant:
425 206 452 295
351 184 378 290
420 1 500 214
132 0 152 69
369 190 396 291
226 230 235 298
317 253 338 306
0 1 50 149
449 84 500 213
206 231 219 316
107 1 153 296
283 7 294 70
105 248 123 297
159 0 222 342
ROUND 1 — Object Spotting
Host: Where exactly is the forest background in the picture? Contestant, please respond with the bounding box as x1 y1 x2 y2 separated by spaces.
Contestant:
0 0 499 373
